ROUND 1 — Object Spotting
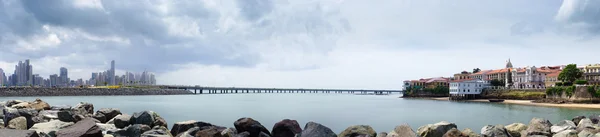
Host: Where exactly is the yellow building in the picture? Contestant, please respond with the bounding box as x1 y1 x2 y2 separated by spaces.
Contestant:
545 71 561 87
583 64 600 85
453 71 471 81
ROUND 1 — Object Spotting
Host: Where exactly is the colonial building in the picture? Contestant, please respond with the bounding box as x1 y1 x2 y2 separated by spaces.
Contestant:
449 79 489 100
403 77 450 90
583 64 600 85
545 71 561 87
453 71 471 81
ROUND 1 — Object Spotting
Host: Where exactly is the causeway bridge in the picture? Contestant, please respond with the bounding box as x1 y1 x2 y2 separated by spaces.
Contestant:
156 85 403 94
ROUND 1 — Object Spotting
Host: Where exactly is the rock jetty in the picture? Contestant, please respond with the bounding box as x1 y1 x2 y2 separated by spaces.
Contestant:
0 87 192 96
2 99 600 137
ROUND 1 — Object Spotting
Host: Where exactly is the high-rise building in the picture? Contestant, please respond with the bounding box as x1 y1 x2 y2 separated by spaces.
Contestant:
13 60 33 86
0 68 5 86
59 67 68 87
110 60 115 85
50 74 59 87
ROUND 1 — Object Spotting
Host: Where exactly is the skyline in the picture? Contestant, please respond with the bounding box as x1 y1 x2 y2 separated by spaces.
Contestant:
0 0 599 89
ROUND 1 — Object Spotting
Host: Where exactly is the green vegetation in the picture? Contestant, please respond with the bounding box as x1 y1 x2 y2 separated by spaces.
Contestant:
473 68 481 73
565 86 575 98
490 79 505 87
558 64 583 84
555 82 563 86
575 80 588 85
546 87 563 96
503 91 546 99
404 85 448 96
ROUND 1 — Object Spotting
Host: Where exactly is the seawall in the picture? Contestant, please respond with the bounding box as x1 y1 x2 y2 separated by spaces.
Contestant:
0 87 193 96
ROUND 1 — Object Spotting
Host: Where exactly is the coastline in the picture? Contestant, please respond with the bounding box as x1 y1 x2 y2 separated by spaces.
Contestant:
415 97 600 109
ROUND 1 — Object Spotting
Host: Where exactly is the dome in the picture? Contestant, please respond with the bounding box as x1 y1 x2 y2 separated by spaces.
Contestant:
506 59 513 68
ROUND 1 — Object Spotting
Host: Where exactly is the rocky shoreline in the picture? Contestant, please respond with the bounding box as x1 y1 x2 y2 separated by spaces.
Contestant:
0 87 193 96
1 99 599 137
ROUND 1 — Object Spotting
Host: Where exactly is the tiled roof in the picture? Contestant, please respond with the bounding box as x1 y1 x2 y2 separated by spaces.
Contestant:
470 70 492 75
488 68 510 74
450 78 474 82
547 71 561 77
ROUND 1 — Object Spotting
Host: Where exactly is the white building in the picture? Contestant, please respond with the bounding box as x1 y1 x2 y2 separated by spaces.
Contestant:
449 79 489 100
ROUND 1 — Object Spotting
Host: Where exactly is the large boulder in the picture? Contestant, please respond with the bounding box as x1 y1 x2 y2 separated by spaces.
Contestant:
141 126 173 137
39 110 59 120
106 114 121 124
572 116 586 126
553 129 577 137
417 121 458 137
8 116 27 130
461 128 480 137
108 124 152 137
195 126 228 137
97 123 117 134
93 113 107 123
578 129 596 137
234 117 271 137
577 118 596 131
297 122 336 137
480 125 510 137
56 118 103 137
176 127 201 137
30 120 75 137
387 124 417 137
521 118 552 137
130 111 155 127
338 125 377 137
551 120 576 134
5 100 26 107
505 123 526 137
271 119 302 137
18 108 42 128
3 107 20 127
12 102 32 109
30 99 51 111
443 128 467 137
170 120 215 136
0 129 40 137
96 108 122 121
154 116 168 129
114 114 132 129
221 127 238 137
588 115 600 124
377 132 387 137
51 105 72 111
72 102 95 115
57 110 77 122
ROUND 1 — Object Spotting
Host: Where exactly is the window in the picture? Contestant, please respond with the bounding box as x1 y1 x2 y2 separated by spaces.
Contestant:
463 89 465 92
468 89 470 92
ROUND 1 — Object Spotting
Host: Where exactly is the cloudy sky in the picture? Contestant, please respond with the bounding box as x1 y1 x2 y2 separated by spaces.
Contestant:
0 0 599 89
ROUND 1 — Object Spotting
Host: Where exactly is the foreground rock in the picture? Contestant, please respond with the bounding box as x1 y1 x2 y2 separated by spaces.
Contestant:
387 124 416 137
271 119 302 137
297 122 336 137
553 129 577 137
29 120 75 137
572 116 586 126
417 121 457 137
576 118 595 132
170 120 215 136
0 129 40 137
480 125 510 137
96 108 122 122
551 120 576 134
443 128 467 137
461 128 480 137
338 125 377 137
234 117 271 137
130 111 155 127
108 124 151 137
56 118 103 137
142 126 173 137
8 116 27 130
114 114 132 129
30 99 51 111
505 123 527 137
521 117 552 137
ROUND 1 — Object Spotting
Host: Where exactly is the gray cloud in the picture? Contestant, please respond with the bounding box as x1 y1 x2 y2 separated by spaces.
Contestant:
556 0 600 34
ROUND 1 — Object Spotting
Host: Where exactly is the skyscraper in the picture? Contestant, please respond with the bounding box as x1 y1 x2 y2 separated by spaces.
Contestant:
13 60 33 86
110 60 115 85
60 67 68 87
0 68 5 86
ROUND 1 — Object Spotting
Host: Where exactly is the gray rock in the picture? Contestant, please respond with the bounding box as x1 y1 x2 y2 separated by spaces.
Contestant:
552 129 577 137
579 129 596 137
5 100 26 107
377 132 387 137
170 120 215 136
338 125 377 137
72 102 94 115
521 117 552 137
108 124 152 137
93 113 107 123
387 124 416 137
39 110 59 120
3 107 20 127
0 129 40 137
114 114 132 129
480 125 510 137
106 114 121 124
56 118 103 137
57 110 76 122
18 108 41 128
221 127 238 137
97 123 117 134
8 116 27 130
153 116 167 129
572 116 586 126
417 121 457 137
50 105 71 111
551 120 576 134
130 111 155 127
30 120 74 137
234 117 271 137
578 118 596 131
271 119 302 137
297 122 336 137
141 126 173 137
461 128 481 137
96 108 122 121
195 126 228 137
236 132 251 137
505 123 526 137
443 128 467 137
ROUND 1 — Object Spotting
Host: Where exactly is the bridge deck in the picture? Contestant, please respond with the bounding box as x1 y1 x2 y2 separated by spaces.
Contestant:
154 85 403 94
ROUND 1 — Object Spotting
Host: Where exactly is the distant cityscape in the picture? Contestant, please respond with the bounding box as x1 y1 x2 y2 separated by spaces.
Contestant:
0 60 156 87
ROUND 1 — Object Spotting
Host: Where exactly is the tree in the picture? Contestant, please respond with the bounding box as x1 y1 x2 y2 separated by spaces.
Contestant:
473 68 481 73
104 82 108 86
490 79 505 87
558 64 583 84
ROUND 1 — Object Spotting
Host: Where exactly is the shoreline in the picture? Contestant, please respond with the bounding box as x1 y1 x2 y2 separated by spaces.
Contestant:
417 97 600 109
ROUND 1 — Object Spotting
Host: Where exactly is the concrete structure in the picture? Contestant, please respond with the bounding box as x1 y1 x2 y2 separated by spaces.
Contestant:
403 77 450 90
583 64 600 85
0 68 5 86
109 60 115 85
160 85 403 94
59 67 68 87
449 79 488 100
453 71 471 81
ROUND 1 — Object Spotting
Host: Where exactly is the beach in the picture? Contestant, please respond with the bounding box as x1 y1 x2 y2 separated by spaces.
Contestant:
425 97 600 109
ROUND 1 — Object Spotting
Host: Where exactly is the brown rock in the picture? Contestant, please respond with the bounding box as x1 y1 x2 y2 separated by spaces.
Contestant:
0 129 40 137
30 99 51 111
56 118 103 137
234 117 271 137
271 119 302 137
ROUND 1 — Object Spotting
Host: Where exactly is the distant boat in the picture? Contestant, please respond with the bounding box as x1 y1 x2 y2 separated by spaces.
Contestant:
489 99 505 102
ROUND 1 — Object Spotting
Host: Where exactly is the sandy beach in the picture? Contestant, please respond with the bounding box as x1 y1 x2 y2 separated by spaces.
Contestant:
423 97 600 109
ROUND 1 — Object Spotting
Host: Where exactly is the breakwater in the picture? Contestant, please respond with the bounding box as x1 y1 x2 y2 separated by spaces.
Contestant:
1 99 599 137
0 87 193 96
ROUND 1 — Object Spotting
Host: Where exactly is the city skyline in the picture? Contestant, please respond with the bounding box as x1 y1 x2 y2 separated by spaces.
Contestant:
0 0 599 89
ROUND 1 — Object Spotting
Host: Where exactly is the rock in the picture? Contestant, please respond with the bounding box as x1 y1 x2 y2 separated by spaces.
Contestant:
505 123 527 137
5 100 26 107
579 129 595 137
39 110 59 120
338 125 377 137
572 116 586 126
96 108 122 121
0 129 41 137
170 120 215 136
125 124 152 137
51 105 72 111
521 118 552 137
387 124 417 137
551 120 576 134
271 119 302 137
153 116 168 129
480 125 510 137
30 98 51 111
377 132 387 137
578 118 596 131
73 102 95 115
18 108 41 128
114 114 132 129
97 123 117 134
8 116 27 130
589 115 600 124
259 132 271 137
56 118 102 137
417 121 458 137
141 126 173 137
461 128 480 137
130 111 155 127
58 110 77 122
3 107 20 127
30 120 75 137
236 132 251 137
552 129 577 137
12 102 31 109
106 114 121 124
234 117 271 137
443 128 467 137
93 113 107 123
297 122 336 137
195 126 228 137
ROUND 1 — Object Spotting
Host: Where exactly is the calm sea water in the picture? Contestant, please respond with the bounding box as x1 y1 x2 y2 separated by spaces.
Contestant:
1 94 599 133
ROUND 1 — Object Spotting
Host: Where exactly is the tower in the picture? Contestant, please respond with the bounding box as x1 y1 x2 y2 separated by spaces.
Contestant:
110 60 115 85
505 59 513 88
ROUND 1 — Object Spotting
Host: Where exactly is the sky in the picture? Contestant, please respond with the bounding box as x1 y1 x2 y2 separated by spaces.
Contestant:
0 0 599 89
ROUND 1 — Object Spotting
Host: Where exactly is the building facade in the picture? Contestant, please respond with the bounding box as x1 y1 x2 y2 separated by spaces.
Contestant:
449 79 488 100
583 64 600 85
403 77 450 90
59 67 68 87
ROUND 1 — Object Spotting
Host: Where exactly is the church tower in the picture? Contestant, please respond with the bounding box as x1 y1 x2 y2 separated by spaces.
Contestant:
505 59 513 88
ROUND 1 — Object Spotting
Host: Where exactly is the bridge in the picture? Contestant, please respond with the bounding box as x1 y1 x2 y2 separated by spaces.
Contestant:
155 85 403 94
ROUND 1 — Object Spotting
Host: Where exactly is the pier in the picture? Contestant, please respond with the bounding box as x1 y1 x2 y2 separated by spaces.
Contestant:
156 85 403 94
